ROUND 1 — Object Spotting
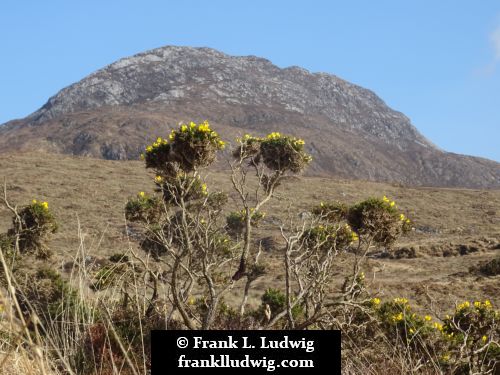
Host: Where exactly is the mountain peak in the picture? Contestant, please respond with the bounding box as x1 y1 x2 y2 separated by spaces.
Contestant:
1 45 498 188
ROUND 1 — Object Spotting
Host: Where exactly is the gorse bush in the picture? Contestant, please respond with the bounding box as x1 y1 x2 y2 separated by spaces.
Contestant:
141 121 225 173
300 223 358 253
478 257 500 276
125 191 162 223
347 196 412 248
311 201 349 222
361 297 500 374
4 199 58 258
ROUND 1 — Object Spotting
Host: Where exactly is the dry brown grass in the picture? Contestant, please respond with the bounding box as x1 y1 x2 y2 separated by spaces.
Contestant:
0 151 499 314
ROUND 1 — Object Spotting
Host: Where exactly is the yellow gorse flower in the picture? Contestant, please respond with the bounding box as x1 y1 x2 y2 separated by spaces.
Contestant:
266 132 281 140
392 312 404 322
198 122 210 132
433 322 443 331
457 301 470 311
393 297 409 305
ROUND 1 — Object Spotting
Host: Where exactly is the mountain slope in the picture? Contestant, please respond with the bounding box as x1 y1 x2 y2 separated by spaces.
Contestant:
0 46 499 188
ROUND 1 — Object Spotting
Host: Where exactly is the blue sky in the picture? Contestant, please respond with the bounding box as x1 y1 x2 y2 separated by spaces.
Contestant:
1 1 499 161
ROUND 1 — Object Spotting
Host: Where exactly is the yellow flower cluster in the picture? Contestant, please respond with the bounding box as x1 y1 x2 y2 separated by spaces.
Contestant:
266 132 281 140
371 297 381 306
237 132 306 151
391 312 404 322
177 121 211 134
433 322 443 331
198 122 211 133
424 315 432 321
138 191 146 198
343 223 359 242
382 195 396 207
178 121 225 148
236 134 256 142
393 297 409 305
154 175 163 183
382 196 411 224
456 299 492 311
32 199 49 210
142 121 226 160
457 301 470 311
266 132 306 147
142 136 169 158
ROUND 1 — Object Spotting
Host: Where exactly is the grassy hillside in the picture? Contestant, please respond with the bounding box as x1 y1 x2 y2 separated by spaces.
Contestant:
1 151 499 312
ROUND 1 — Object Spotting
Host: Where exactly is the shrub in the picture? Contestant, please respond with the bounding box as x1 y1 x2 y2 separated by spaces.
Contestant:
91 264 128 291
142 121 225 174
311 201 349 222
259 132 312 173
125 192 162 222
257 288 303 322
478 257 500 276
16 267 88 322
364 297 500 374
347 196 411 248
233 133 311 173
300 223 357 253
7 199 58 258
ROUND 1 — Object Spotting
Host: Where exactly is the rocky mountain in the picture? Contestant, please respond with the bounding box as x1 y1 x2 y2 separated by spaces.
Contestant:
0 46 499 188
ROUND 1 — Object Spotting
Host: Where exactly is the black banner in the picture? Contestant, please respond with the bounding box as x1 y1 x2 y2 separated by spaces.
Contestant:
151 330 341 374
